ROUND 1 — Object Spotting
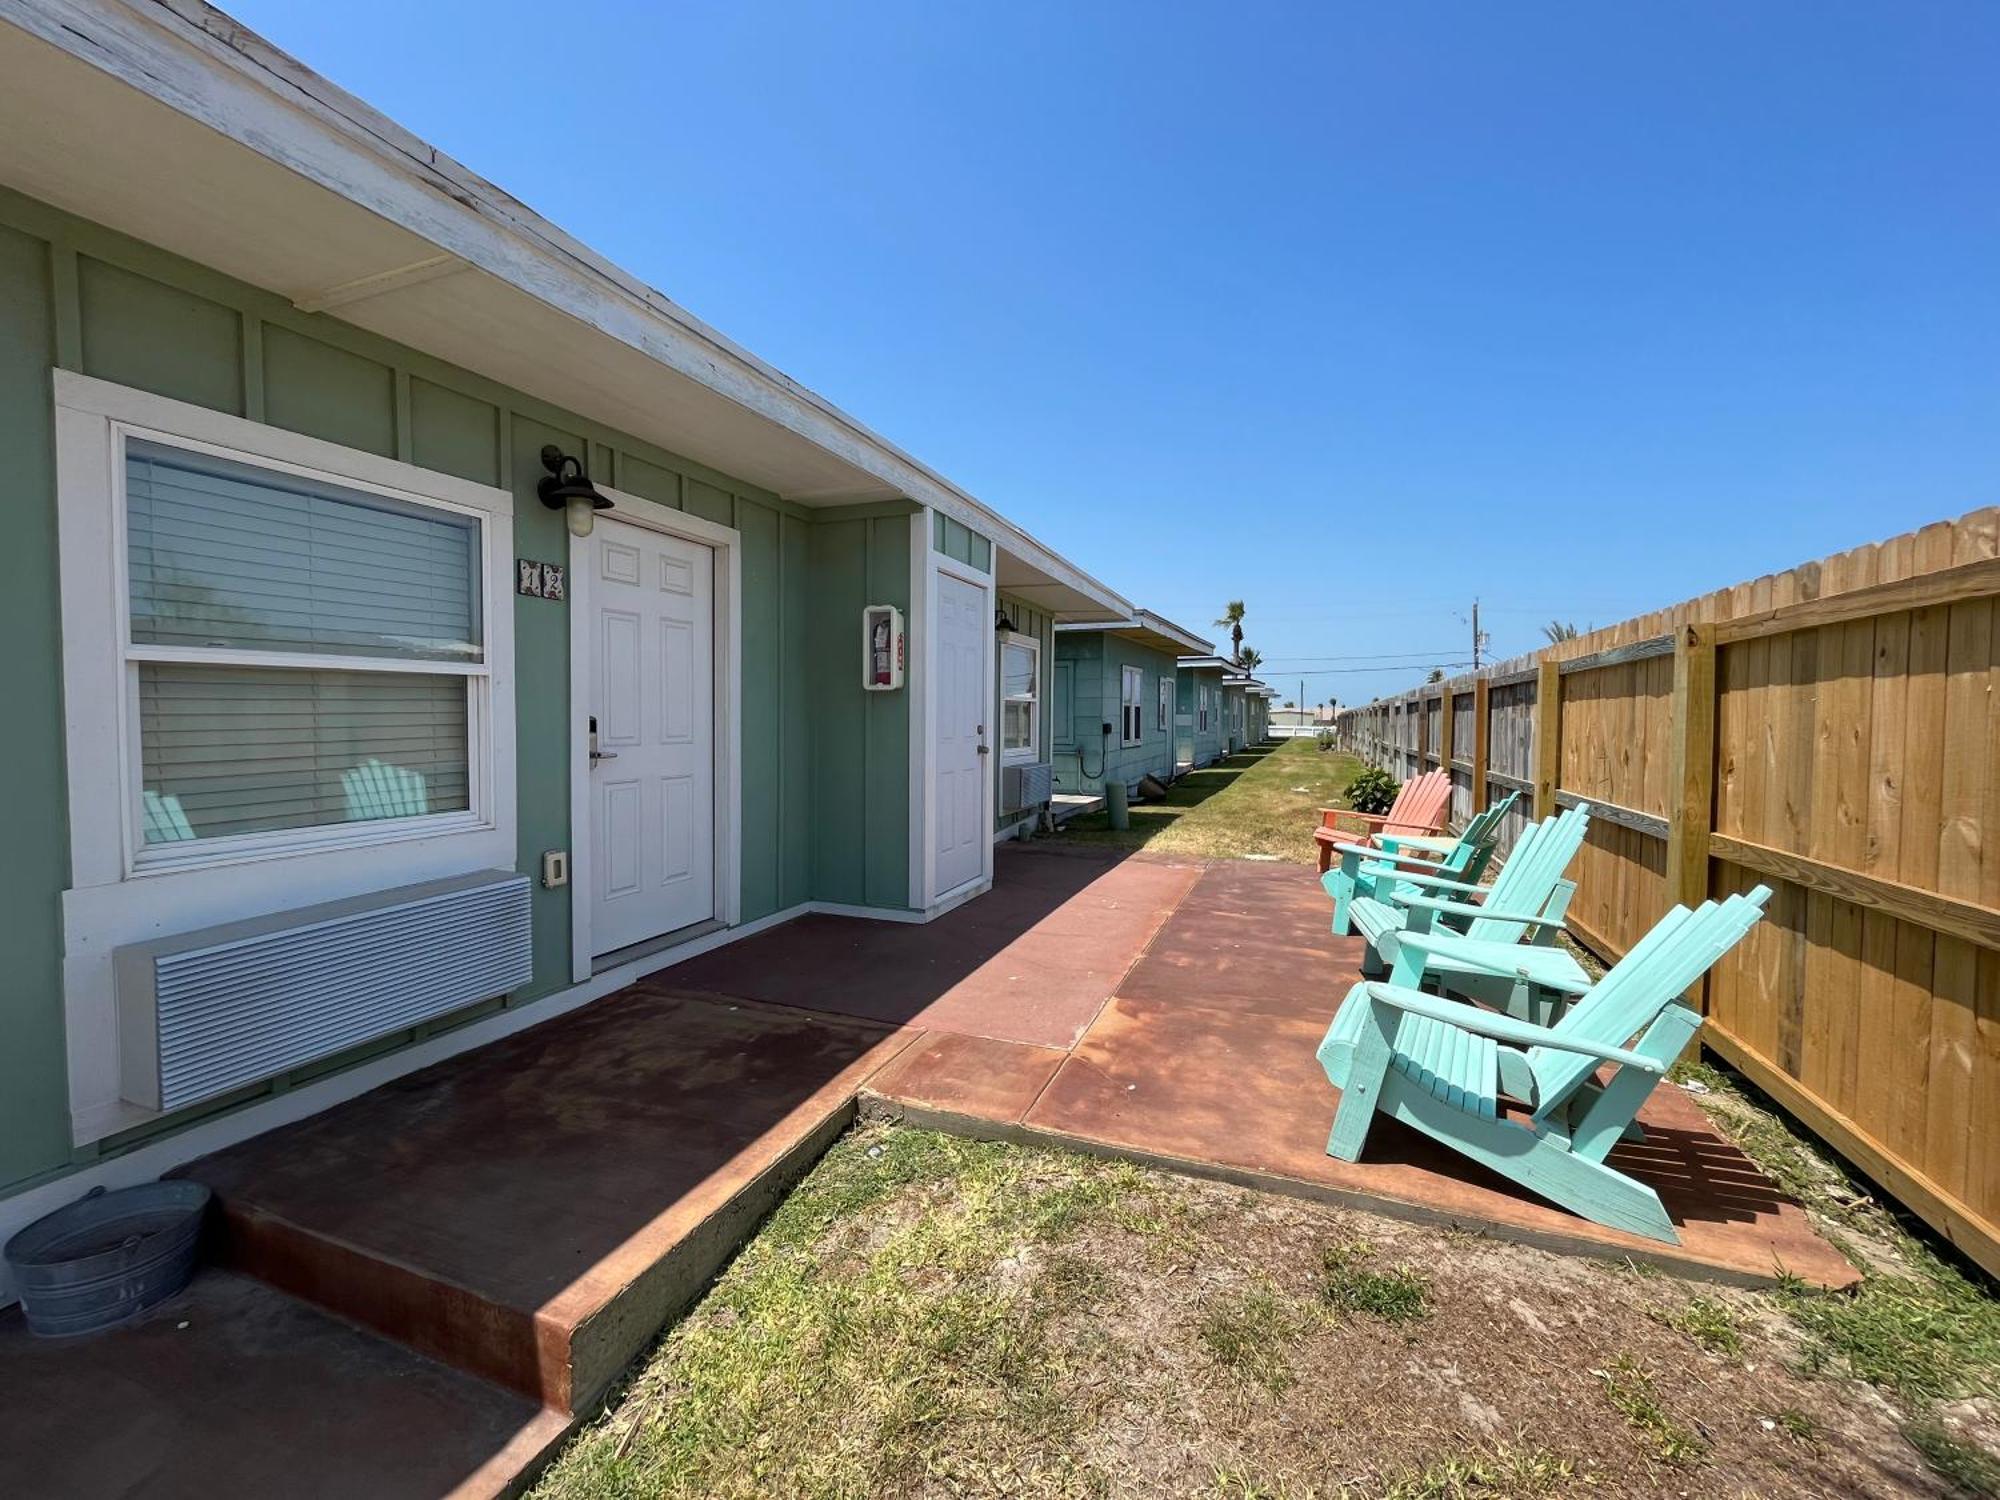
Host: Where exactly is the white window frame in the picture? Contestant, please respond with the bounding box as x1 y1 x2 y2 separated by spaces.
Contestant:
999 630 1041 764
117 452 494 873
1198 684 1212 734
1120 664 1145 747
1156 675 1173 733
54 372 517 1145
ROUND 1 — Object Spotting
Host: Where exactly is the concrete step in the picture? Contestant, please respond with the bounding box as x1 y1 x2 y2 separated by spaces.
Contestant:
176 988 911 1413
0 1268 569 1500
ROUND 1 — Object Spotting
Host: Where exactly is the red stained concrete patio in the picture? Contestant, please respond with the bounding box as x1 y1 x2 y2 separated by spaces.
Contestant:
0 843 1854 1499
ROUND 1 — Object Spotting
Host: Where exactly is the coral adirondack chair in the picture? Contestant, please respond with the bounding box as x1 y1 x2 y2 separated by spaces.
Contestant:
1314 769 1450 874
1323 791 1520 935
1330 804 1592 975
1316 886 1772 1243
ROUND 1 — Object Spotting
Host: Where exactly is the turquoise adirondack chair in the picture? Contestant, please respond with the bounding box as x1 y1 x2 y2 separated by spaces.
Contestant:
342 759 430 821
1385 916 1598 1025
1323 791 1520 937
142 789 196 843
1316 886 1772 1243
1332 804 1592 977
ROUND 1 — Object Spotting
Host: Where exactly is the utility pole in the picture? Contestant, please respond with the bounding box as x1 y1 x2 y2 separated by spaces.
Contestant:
1471 598 1486 671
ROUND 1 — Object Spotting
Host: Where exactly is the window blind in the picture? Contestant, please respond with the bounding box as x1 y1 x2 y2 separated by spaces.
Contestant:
138 664 469 843
126 439 480 661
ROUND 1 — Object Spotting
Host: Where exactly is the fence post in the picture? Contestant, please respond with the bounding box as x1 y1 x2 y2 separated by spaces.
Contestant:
1665 624 1719 1002
1437 685 1455 783
1471 675 1491 813
1533 659 1561 821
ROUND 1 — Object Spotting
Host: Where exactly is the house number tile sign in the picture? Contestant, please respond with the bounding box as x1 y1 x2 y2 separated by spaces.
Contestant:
517 560 567 600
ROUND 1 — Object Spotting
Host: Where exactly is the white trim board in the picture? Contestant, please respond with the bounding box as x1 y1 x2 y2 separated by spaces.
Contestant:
924 551 997 908
52 371 518 1145
567 486 744 983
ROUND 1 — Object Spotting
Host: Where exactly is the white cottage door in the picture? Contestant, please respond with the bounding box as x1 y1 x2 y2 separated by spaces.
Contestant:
933 568 989 897
590 518 716 955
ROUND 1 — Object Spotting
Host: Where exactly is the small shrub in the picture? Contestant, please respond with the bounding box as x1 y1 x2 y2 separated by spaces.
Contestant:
1314 728 1335 752
1345 765 1400 815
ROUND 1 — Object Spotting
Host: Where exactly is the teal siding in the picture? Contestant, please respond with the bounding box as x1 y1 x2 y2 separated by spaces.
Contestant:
0 184 912 1197
994 591 1054 832
810 508 914 906
1051 632 1181 794
1179 665 1226 767
0 219 68 1191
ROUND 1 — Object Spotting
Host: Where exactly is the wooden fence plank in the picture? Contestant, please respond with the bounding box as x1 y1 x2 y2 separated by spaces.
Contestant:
1533 660 1560 821
1331 507 2000 1277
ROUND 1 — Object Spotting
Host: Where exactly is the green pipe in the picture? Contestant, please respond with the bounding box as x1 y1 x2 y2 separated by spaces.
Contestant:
1106 779 1129 831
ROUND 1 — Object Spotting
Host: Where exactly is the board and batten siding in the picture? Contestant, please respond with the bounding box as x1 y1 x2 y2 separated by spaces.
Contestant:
1051 633 1181 794
1179 666 1226 767
994 592 1056 832
0 183 910 1195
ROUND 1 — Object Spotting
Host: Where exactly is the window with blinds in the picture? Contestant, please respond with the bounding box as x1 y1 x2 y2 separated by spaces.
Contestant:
124 439 482 850
1120 665 1144 746
1001 635 1039 756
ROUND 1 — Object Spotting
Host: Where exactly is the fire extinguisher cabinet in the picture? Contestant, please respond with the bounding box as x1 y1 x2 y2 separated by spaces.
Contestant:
862 605 905 691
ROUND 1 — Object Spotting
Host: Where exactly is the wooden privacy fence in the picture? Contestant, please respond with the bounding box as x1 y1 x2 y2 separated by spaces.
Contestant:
1335 508 2000 1278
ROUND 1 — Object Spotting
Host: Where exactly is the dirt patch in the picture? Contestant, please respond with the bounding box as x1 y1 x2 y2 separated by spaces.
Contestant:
534 1123 1958 1499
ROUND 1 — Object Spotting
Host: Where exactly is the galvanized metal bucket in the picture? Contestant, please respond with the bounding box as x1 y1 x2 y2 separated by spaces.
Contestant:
4 1181 209 1337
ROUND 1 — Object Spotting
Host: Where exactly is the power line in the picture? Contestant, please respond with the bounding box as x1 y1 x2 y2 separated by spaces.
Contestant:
1256 649 1468 664
1283 662 1478 677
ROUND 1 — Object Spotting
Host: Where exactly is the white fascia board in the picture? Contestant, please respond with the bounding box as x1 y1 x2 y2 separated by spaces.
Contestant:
1177 656 1232 671
1054 613 1212 659
1133 611 1213 656
3 0 1117 603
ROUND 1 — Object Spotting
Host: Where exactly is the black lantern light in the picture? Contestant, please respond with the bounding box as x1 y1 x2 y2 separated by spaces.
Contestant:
537 445 613 538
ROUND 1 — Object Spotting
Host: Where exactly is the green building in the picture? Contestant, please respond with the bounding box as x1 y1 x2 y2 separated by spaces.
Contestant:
0 4 1144 1281
1176 656 1233 768
1050 612 1213 797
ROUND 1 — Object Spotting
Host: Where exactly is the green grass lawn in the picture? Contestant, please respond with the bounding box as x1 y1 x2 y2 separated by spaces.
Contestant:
1045 737 1364 863
532 1117 1997 1500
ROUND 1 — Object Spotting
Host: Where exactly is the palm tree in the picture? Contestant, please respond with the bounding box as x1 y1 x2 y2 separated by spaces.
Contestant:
1542 620 1581 643
1237 647 1263 671
1214 600 1246 663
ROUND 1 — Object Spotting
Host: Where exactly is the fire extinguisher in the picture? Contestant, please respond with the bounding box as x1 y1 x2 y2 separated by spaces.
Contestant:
871 614 892 687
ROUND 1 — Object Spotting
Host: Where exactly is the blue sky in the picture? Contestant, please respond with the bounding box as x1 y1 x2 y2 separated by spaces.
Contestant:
231 1 1997 706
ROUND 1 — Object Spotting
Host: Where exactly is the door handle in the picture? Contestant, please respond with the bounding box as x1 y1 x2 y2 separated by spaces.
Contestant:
590 749 618 762
977 745 990 756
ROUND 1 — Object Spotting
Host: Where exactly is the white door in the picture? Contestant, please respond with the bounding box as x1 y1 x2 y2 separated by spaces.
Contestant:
933 568 988 896
590 518 715 955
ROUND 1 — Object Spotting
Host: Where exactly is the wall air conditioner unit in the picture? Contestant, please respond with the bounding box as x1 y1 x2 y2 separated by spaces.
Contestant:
115 871 533 1114
1002 762 1053 813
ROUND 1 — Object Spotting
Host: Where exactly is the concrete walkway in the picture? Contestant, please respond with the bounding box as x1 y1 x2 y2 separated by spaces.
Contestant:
0 844 1854 1499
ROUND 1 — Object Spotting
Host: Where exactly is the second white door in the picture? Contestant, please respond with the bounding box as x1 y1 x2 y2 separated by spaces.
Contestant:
933 567 988 897
590 518 715 956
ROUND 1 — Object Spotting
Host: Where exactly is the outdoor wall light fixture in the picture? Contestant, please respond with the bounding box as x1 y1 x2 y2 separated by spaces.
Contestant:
995 610 1018 634
538 445 614 538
